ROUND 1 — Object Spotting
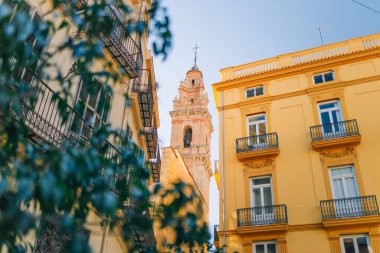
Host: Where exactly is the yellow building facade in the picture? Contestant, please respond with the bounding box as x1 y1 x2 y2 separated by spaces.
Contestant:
213 33 380 253
0 0 160 252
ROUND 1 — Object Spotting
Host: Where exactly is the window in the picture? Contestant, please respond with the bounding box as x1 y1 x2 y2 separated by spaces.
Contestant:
329 166 359 199
250 176 274 220
254 241 277 253
341 235 370 253
246 114 267 147
246 86 264 98
251 176 273 207
71 79 112 139
183 127 192 148
329 166 362 218
313 71 335 84
318 100 344 134
1 0 46 56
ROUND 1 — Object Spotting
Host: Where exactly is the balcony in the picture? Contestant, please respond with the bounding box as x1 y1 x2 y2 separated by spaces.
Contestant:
133 69 154 128
213 225 219 248
235 132 279 162
320 195 380 228
101 5 143 79
131 211 156 252
321 195 380 219
237 205 288 234
310 119 361 150
148 145 161 183
139 125 158 160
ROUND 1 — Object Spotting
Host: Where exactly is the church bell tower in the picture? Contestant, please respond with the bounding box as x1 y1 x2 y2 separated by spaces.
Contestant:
169 47 213 204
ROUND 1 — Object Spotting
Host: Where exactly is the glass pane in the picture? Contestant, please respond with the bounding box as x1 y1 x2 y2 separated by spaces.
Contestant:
319 103 336 110
321 112 333 134
345 177 359 197
357 237 369 253
256 87 264 96
331 167 354 176
249 124 257 136
267 243 277 253
263 186 273 206
314 74 323 84
331 109 342 123
253 188 261 207
343 238 356 253
332 179 345 199
258 122 267 136
255 244 265 253
324 72 334 82
253 177 271 185
246 89 256 98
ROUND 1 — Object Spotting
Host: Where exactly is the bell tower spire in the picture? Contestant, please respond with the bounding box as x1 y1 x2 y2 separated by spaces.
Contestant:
169 50 213 204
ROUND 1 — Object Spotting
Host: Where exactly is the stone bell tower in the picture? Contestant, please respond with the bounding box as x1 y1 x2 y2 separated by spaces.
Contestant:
169 47 213 204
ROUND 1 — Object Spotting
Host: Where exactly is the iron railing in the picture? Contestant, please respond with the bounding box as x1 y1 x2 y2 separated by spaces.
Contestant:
148 145 161 183
133 69 154 128
310 119 360 142
0 67 142 181
237 204 288 227
101 5 143 79
1 67 91 147
214 225 219 241
236 132 279 153
320 195 379 220
131 210 156 252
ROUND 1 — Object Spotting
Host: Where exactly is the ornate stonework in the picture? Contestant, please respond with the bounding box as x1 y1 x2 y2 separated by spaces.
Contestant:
320 146 355 158
168 63 213 205
243 158 274 169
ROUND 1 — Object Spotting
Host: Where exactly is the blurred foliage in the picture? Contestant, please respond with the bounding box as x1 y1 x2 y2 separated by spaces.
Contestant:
0 0 210 252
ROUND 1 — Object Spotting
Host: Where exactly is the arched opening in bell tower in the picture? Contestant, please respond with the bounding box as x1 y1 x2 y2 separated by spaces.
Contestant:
183 126 192 148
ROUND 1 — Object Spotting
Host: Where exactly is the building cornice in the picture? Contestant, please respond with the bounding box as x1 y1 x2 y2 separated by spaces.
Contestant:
216 74 380 111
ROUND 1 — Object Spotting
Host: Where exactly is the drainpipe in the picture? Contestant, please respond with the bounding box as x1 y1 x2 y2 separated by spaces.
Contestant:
221 91 226 252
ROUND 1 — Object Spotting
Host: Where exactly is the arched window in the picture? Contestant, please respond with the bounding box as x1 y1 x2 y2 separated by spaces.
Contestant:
184 127 192 148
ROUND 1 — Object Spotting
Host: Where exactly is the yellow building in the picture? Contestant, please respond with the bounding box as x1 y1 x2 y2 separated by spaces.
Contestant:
0 0 160 252
213 33 380 253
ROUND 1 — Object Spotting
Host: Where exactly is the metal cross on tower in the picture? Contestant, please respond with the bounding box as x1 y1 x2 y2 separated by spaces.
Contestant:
193 43 199 66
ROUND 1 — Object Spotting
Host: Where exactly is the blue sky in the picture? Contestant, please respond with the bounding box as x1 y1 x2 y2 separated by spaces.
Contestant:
153 0 380 233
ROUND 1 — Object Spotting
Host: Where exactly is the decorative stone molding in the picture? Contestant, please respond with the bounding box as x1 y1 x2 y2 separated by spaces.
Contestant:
243 158 274 169
320 146 355 158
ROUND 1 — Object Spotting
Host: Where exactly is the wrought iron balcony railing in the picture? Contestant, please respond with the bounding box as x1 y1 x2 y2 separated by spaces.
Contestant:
148 145 161 182
102 5 143 79
214 225 219 241
237 204 288 227
320 195 380 220
236 132 279 153
133 69 154 128
1 68 143 179
310 119 360 142
132 210 156 252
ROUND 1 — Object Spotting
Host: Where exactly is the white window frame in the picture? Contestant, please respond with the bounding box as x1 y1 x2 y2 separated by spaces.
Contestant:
328 165 360 199
246 113 267 137
253 241 277 253
340 234 372 253
313 70 335 84
317 100 343 125
250 176 274 207
245 85 264 98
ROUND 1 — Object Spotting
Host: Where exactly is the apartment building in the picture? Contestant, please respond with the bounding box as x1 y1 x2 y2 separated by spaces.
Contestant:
0 0 160 252
213 33 380 253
